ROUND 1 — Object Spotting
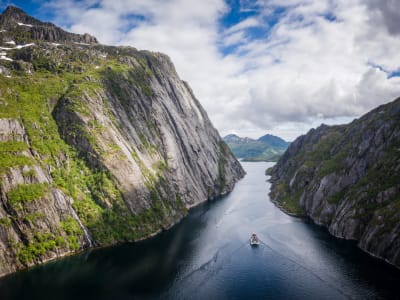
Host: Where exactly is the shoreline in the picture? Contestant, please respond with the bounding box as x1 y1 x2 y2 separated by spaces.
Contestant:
268 197 400 271
0 178 244 279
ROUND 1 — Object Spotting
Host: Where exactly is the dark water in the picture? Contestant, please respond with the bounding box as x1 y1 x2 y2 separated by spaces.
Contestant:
1 162 400 300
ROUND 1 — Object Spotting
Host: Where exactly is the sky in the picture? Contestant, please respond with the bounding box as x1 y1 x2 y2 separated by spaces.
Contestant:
1 0 400 141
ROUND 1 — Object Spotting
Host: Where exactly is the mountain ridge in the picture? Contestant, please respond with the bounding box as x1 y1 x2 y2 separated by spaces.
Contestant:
0 5 98 44
223 133 289 162
257 134 289 149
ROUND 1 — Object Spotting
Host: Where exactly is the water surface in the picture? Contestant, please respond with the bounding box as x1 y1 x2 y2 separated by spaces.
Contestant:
1 162 399 299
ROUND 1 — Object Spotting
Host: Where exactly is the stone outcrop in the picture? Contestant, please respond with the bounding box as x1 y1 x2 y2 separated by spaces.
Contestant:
0 6 98 44
268 98 400 268
0 6 244 277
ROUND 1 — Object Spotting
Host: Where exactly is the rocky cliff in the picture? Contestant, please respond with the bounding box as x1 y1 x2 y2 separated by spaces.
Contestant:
0 6 244 276
268 97 400 268
0 6 98 44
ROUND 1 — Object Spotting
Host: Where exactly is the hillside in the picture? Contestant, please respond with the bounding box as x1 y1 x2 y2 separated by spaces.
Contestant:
0 6 244 276
268 98 400 268
224 134 289 162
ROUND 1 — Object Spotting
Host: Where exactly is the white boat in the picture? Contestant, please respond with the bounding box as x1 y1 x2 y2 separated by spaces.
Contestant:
250 233 260 246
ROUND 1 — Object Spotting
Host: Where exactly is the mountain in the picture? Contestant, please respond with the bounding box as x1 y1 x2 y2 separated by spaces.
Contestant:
0 6 98 44
268 98 400 268
0 6 245 277
223 134 289 162
257 134 289 149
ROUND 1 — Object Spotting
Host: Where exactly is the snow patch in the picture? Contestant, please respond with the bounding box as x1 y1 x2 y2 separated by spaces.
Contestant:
0 56 13 61
15 43 35 49
0 43 34 51
5 41 16 45
17 22 33 28
0 30 6 33
51 43 61 46
95 65 100 69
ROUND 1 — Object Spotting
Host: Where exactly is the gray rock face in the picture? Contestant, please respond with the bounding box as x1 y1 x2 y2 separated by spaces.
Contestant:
269 98 400 268
0 6 244 277
0 6 98 44
0 119 25 141
53 50 244 212
0 120 92 277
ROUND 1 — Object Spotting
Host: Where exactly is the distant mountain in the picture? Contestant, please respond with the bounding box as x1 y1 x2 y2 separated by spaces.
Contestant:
223 134 289 162
257 134 289 149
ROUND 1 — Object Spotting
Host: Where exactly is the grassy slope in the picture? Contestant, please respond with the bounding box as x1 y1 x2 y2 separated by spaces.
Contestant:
0 44 187 266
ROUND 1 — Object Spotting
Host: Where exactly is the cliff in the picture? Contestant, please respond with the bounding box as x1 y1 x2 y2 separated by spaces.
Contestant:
268 97 400 268
0 6 244 276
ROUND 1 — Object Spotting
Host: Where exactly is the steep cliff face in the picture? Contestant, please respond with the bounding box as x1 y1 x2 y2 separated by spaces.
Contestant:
0 6 244 276
269 98 400 268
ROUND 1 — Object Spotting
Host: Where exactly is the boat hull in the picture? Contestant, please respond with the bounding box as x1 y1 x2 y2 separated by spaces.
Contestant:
250 239 260 246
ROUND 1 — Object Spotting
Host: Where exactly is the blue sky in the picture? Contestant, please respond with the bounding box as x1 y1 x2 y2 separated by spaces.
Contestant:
1 1 40 16
1 0 400 140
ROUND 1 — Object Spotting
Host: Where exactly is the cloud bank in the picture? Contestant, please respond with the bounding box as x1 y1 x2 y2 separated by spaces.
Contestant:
33 0 400 139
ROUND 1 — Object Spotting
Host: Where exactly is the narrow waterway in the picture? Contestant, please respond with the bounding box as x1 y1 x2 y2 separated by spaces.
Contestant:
1 162 399 299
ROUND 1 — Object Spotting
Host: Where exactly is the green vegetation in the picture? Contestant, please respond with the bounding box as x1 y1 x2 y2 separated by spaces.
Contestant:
61 216 82 250
288 129 344 176
348 141 400 200
101 59 153 110
23 212 45 224
0 140 32 174
17 233 64 265
0 27 196 268
280 192 305 215
373 196 400 236
7 183 49 207
270 182 305 215
224 134 288 162
242 155 282 162
0 141 28 152
0 217 11 228
0 154 33 174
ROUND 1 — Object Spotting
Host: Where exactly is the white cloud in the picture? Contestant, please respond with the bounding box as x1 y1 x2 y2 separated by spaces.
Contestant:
41 0 400 141
225 17 260 34
223 30 246 46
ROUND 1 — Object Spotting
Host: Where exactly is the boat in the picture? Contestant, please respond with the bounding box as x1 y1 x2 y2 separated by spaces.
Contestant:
250 233 260 246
